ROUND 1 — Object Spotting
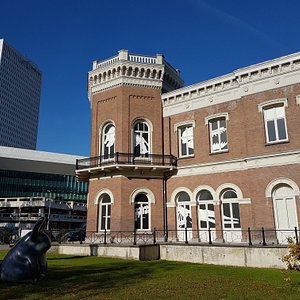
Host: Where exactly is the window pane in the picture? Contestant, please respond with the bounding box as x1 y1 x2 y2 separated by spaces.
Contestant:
103 124 115 158
200 220 207 228
277 118 287 140
101 217 106 230
220 130 228 150
220 119 226 128
102 194 111 203
181 141 187 156
186 212 192 228
199 190 213 200
267 120 276 142
107 216 111 230
211 120 218 130
180 126 194 157
135 204 141 230
135 194 148 202
178 192 190 202
232 203 241 228
223 203 230 218
142 204 149 229
223 190 237 199
101 205 106 216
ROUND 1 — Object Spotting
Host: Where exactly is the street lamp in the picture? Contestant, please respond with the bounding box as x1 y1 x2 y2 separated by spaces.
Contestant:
46 190 52 231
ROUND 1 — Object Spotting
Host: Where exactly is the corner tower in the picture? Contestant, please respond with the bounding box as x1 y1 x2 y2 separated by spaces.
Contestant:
77 50 183 233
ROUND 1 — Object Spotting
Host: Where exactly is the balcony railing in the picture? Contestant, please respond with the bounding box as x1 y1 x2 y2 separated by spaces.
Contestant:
76 152 177 170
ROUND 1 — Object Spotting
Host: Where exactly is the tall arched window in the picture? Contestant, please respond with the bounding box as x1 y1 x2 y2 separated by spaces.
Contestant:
98 194 111 231
176 191 192 241
221 189 241 230
176 192 192 229
134 194 150 230
133 120 150 157
101 123 115 159
197 190 215 230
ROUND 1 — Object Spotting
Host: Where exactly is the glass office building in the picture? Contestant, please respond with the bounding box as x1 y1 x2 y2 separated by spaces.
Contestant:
0 146 88 230
0 170 87 201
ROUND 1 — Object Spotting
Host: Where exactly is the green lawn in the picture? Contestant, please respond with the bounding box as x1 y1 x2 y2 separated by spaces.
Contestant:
0 250 300 300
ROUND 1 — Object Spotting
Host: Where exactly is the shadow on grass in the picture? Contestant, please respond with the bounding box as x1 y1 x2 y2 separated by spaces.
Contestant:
0 257 179 300
47 256 86 260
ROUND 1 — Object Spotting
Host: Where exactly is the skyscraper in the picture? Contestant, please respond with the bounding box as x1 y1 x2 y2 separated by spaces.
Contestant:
0 39 42 149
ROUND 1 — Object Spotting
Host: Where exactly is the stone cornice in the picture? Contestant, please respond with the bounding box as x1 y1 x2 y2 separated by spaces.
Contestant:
162 52 300 116
90 75 163 95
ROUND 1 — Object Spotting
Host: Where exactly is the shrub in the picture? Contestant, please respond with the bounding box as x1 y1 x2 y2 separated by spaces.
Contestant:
282 238 300 271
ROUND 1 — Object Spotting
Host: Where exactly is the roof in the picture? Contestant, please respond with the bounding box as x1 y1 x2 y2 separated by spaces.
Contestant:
0 146 85 176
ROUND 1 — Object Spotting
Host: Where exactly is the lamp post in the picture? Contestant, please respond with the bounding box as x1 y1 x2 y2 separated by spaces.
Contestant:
46 198 52 230
46 190 52 231
18 205 22 237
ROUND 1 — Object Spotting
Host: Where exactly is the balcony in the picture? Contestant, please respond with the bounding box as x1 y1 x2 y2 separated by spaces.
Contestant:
76 152 177 181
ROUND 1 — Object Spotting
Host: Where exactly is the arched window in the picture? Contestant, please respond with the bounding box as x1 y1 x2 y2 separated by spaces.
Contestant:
197 190 215 229
98 194 111 231
176 192 192 229
221 189 240 229
134 194 150 230
101 123 115 159
133 120 150 157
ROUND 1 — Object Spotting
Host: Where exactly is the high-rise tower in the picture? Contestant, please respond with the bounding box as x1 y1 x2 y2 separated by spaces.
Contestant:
0 39 42 149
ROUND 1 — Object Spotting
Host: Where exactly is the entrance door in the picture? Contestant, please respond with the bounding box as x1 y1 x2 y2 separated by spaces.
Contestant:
273 185 298 244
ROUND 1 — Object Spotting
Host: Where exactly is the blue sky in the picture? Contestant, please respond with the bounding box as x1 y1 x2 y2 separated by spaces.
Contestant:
1 0 300 156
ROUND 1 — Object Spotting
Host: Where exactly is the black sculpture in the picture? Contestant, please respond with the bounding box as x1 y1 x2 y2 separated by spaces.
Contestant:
0 217 51 283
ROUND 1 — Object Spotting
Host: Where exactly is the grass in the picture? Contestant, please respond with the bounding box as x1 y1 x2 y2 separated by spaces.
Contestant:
1 250 300 300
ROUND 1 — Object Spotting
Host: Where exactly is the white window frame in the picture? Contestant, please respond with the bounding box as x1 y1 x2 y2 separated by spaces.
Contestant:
98 194 111 232
221 189 241 230
132 120 151 158
100 122 115 160
205 113 229 154
258 99 288 144
178 125 194 158
134 193 150 231
174 120 195 158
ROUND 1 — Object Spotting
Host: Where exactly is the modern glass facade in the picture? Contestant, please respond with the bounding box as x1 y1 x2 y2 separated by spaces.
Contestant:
0 170 88 202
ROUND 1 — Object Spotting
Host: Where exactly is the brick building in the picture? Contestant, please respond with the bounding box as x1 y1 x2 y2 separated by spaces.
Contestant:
77 50 300 244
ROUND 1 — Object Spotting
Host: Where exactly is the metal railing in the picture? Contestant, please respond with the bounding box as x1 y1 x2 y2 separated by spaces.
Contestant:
54 227 300 246
3 227 298 247
76 152 177 170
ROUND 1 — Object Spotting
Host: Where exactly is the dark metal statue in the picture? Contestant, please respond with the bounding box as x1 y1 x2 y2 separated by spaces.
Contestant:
0 217 51 283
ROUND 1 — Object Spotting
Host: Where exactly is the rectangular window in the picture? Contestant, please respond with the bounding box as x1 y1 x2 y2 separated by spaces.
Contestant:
178 125 194 157
209 118 228 153
263 105 288 143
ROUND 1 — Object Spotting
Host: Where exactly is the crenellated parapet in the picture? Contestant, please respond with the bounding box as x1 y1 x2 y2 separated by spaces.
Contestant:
88 50 183 101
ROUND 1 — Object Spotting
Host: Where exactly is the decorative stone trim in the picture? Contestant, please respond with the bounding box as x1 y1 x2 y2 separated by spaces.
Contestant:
129 188 156 204
162 52 300 117
258 98 288 113
205 112 229 125
94 189 114 205
265 177 300 198
174 120 195 132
